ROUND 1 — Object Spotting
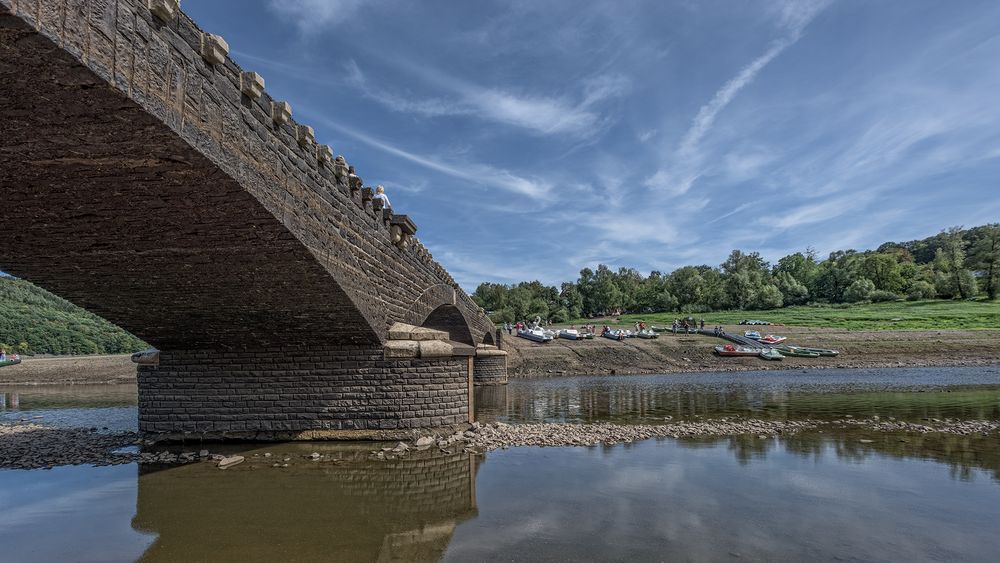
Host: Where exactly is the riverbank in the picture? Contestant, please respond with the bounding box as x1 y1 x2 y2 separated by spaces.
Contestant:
504 326 1000 377
0 354 134 385
3 327 1000 385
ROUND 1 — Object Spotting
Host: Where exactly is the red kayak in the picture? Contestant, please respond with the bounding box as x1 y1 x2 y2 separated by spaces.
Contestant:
759 335 787 344
714 344 764 357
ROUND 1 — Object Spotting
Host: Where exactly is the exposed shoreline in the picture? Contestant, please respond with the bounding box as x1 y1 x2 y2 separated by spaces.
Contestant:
503 326 1000 378
2 327 999 386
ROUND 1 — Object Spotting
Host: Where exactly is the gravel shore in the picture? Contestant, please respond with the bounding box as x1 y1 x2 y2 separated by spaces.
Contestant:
5 416 998 470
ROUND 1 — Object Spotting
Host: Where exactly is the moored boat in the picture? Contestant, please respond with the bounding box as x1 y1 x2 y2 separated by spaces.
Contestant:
0 354 21 368
774 345 820 358
714 344 763 357
651 326 670 333
603 329 627 341
635 329 659 339
744 331 761 340
518 327 554 343
794 346 839 357
558 329 579 340
759 335 787 345
759 349 784 361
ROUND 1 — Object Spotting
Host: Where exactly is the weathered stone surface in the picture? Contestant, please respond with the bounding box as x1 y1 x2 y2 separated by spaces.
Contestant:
473 354 508 386
240 71 264 98
384 340 419 359
200 33 228 65
217 455 244 469
418 340 454 358
388 322 419 340
297 124 315 146
272 100 292 124
410 327 449 341
148 0 179 22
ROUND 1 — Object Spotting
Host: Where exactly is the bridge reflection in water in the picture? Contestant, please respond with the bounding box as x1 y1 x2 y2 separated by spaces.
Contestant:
132 444 479 562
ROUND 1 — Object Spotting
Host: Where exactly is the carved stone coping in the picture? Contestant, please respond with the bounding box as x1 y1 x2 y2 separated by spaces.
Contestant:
361 187 374 204
475 344 508 357
388 322 448 341
390 215 417 236
240 71 264 99
148 0 180 22
130 348 161 365
201 33 229 65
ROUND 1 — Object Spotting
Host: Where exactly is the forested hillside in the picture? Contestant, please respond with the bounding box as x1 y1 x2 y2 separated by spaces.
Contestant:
473 224 1000 323
0 275 147 355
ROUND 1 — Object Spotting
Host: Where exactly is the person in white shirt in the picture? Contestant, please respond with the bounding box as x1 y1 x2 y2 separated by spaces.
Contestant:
373 185 391 210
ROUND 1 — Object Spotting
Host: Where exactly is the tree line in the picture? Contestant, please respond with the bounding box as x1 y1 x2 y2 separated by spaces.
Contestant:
0 276 147 355
472 224 1000 324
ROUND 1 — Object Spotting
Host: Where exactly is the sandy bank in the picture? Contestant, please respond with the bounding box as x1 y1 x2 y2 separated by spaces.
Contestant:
0 354 135 385
503 326 1000 377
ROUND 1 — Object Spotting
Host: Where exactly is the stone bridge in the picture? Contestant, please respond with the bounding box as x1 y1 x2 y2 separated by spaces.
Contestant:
0 0 506 440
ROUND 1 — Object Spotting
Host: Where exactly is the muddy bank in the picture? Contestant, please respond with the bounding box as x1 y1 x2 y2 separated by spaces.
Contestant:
0 355 134 385
503 326 1000 377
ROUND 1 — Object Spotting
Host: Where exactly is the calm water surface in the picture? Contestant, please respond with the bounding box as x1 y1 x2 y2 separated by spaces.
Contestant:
2 366 1000 562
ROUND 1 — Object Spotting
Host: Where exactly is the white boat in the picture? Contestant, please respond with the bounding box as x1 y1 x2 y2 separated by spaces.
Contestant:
602 329 628 341
634 329 659 339
558 329 582 340
518 327 554 343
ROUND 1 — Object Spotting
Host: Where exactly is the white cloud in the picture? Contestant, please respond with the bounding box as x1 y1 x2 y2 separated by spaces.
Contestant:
267 0 367 34
303 113 553 199
347 59 629 138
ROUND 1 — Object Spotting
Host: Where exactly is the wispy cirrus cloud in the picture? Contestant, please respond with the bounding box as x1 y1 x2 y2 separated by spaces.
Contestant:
645 0 831 195
301 111 552 200
345 58 630 138
267 0 368 34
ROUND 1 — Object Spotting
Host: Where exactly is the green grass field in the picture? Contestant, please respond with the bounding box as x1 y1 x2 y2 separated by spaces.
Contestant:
581 300 1000 330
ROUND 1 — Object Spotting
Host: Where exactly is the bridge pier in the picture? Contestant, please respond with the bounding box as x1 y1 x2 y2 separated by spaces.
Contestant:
137 344 472 441
473 346 509 386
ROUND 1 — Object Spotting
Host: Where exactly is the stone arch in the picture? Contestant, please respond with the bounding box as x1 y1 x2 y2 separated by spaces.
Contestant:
420 304 475 346
482 331 496 346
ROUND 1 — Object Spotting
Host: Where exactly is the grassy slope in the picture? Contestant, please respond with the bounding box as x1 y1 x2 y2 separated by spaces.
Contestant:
586 300 1000 330
0 276 147 355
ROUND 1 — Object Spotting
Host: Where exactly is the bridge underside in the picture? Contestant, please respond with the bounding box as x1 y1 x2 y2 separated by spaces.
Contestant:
0 2 503 439
0 12 377 350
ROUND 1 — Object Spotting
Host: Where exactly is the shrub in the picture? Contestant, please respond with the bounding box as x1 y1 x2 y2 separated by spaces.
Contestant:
844 279 876 303
869 290 901 302
906 281 937 301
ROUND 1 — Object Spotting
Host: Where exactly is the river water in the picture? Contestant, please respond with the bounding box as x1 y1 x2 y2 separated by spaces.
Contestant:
2 366 1000 562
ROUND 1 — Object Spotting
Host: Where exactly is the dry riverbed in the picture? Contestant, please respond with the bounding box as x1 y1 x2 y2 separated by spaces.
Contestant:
504 326 1000 377
5 417 998 470
0 354 134 385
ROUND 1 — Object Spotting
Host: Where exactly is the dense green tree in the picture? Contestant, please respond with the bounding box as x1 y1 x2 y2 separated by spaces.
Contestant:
968 223 1000 299
844 278 876 303
857 253 905 293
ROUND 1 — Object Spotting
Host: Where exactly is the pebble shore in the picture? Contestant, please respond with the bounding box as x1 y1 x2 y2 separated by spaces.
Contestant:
4 417 998 470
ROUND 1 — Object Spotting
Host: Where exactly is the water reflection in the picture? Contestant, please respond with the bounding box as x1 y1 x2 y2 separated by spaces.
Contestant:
479 367 1000 424
132 444 479 562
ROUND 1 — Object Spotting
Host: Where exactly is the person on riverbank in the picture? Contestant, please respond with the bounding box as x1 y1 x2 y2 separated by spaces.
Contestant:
700 319 705 330
373 185 391 210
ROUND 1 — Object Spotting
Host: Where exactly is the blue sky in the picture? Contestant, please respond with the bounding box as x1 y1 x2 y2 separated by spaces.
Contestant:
184 0 1000 290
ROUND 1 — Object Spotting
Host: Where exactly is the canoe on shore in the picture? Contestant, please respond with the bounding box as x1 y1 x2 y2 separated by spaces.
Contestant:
759 335 787 344
603 330 627 341
714 345 763 357
794 346 840 357
635 329 659 339
774 345 821 358
744 331 761 340
759 349 784 361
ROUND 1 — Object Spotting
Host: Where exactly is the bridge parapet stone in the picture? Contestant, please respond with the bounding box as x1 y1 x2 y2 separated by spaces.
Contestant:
200 33 229 65
271 100 292 124
240 71 265 99
148 0 179 22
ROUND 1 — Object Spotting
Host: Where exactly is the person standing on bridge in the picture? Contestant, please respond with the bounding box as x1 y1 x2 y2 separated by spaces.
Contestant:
373 185 391 210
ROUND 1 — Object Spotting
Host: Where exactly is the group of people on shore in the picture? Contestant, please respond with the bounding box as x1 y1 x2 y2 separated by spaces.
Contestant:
671 318 706 331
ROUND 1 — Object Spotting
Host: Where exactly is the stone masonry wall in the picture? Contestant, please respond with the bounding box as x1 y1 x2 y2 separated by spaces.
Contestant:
473 355 508 386
0 0 494 348
137 345 471 439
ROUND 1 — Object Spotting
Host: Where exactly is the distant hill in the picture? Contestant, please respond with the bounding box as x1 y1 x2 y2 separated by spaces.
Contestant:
0 276 147 355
